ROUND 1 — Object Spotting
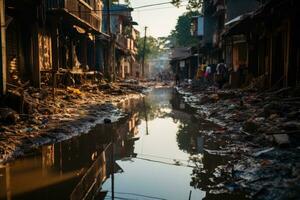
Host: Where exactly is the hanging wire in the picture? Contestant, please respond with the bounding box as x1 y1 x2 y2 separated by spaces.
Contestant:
137 4 188 12
64 0 190 13
106 191 167 200
134 156 195 168
137 153 190 162
104 196 138 200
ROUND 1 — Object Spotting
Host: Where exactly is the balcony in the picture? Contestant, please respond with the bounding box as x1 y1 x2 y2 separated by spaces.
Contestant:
46 0 102 32
127 38 138 55
116 34 128 51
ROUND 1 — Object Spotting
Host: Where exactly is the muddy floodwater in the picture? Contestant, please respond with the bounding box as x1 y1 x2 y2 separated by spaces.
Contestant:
0 88 246 200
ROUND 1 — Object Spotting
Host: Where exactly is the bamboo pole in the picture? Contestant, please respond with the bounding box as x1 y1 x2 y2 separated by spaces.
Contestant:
0 0 7 95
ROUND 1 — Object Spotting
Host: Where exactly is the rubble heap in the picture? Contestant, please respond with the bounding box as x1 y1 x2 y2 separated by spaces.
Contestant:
0 82 146 164
178 86 300 200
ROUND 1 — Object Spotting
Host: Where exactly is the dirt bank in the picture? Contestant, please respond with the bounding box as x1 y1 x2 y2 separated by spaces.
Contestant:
0 82 146 164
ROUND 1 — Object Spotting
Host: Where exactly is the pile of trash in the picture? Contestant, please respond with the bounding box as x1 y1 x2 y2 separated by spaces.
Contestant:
177 86 300 199
0 82 145 163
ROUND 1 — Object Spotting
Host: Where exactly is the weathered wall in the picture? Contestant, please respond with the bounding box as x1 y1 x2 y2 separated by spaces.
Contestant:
225 0 261 22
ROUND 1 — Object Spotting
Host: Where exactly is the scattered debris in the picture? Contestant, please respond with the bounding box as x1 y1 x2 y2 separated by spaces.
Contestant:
176 85 300 199
104 118 112 124
253 147 275 157
0 81 149 164
273 134 290 146
0 108 19 124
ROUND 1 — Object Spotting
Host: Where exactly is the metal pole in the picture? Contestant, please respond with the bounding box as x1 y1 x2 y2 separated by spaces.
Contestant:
141 26 147 78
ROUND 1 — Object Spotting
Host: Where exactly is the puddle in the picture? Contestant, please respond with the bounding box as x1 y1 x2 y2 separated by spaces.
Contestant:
0 88 247 200
101 88 246 200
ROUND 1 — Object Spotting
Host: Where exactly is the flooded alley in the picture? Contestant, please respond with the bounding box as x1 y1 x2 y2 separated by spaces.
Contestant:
0 88 246 200
1 0 300 199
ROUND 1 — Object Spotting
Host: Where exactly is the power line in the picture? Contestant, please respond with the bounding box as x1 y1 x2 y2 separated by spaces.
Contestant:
134 157 195 168
133 0 188 9
105 196 137 200
59 0 189 13
137 153 189 162
103 4 187 16
107 191 167 200
137 4 188 12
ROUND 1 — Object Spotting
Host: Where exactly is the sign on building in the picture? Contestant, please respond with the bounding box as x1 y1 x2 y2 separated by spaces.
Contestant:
197 16 204 36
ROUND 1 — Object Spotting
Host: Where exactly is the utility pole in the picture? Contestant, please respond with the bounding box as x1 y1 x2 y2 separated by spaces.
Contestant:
106 0 112 81
0 0 7 95
141 26 147 78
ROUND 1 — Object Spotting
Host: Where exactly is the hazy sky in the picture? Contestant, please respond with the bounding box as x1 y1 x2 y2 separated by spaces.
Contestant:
122 0 188 38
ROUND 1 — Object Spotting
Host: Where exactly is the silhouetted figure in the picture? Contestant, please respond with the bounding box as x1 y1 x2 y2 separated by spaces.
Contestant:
216 59 228 89
135 71 140 79
159 73 163 82
175 73 180 86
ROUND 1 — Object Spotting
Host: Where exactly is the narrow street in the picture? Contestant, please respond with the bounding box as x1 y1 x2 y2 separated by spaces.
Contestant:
0 87 246 200
101 88 223 200
1 0 300 199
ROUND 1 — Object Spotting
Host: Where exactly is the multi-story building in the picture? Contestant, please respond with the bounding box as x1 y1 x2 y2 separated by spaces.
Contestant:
201 0 267 87
223 0 300 88
0 0 139 97
0 0 110 98
45 0 108 84
103 2 138 79
221 0 261 87
202 0 226 64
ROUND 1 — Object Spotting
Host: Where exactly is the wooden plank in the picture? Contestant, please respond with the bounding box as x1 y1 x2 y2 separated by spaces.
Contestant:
0 0 7 95
6 164 11 200
31 23 41 88
269 34 273 88
265 130 300 136
70 144 111 200
284 19 291 87
50 20 59 100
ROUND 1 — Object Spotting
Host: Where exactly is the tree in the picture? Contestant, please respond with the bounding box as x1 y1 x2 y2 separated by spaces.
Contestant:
171 0 203 11
170 11 200 47
120 0 203 11
137 36 161 62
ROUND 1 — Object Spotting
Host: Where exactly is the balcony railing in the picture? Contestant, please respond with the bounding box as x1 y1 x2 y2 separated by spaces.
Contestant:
47 0 102 32
116 34 128 50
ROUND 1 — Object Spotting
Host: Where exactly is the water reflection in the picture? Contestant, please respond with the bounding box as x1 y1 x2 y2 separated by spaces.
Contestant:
1 88 246 200
0 107 141 200
103 88 246 200
102 88 206 200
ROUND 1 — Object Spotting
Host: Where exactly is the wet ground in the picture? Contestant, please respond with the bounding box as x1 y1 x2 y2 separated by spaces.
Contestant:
0 88 246 200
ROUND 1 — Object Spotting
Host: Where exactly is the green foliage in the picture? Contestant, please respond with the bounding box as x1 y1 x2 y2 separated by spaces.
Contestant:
137 36 161 62
170 11 200 47
122 0 202 11
171 0 203 11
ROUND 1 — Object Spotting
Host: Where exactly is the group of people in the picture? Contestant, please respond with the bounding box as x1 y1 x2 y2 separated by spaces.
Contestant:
157 71 173 82
196 59 229 89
